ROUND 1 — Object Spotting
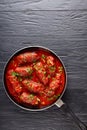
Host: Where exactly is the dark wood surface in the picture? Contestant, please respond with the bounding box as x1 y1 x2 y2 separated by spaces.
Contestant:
0 0 87 130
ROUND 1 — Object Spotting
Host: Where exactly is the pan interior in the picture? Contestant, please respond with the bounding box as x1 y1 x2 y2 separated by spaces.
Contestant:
4 46 67 111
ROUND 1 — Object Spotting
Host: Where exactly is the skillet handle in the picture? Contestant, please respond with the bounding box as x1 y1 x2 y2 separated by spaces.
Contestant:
55 99 87 130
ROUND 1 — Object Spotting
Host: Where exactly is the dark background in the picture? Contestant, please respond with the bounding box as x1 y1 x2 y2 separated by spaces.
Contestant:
0 0 87 130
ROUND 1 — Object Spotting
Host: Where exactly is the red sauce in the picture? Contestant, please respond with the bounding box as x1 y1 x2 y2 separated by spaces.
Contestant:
5 48 66 109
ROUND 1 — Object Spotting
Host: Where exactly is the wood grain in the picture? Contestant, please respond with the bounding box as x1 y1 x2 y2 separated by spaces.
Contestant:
0 0 87 130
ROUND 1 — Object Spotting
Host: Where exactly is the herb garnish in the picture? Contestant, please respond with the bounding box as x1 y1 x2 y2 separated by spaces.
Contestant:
48 75 51 78
41 54 46 59
18 77 22 81
26 68 33 75
11 71 19 77
28 94 34 99
49 66 56 72
48 94 60 101
59 66 63 72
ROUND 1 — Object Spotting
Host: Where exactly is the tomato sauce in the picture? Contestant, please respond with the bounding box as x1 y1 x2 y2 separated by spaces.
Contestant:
5 49 66 109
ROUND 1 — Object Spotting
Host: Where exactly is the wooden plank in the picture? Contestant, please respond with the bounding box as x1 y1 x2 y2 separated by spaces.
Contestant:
0 0 87 11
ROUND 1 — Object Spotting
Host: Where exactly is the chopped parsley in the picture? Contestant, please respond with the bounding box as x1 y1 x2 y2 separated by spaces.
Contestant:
43 71 46 75
28 94 34 99
41 54 46 59
26 68 33 75
11 71 19 77
48 94 60 101
59 66 63 72
48 75 51 78
49 66 56 72
18 77 22 81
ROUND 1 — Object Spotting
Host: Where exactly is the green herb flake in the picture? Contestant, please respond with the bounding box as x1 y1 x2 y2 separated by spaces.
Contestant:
28 94 34 100
18 77 22 81
41 54 46 59
48 75 51 78
59 66 63 72
26 68 33 75
43 71 46 75
54 94 60 98
49 66 56 72
11 71 19 77
48 94 60 101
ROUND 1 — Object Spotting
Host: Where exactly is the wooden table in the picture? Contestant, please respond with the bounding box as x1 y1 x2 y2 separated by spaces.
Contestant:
0 0 87 130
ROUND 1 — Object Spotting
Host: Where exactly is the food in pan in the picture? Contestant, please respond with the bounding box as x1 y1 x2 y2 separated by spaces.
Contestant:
5 49 66 108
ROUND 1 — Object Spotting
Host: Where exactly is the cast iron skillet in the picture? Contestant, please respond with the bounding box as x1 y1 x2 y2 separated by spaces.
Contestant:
3 46 87 130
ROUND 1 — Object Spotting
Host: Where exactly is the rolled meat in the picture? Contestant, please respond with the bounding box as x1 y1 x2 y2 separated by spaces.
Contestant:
22 79 44 94
16 52 39 65
20 92 40 105
34 62 48 85
15 66 33 77
7 75 22 94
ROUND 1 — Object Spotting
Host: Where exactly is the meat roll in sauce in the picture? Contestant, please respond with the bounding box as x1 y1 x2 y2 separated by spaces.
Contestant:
20 92 40 106
15 66 33 77
22 79 44 94
16 52 39 65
